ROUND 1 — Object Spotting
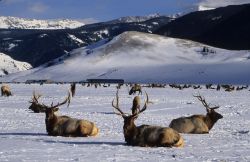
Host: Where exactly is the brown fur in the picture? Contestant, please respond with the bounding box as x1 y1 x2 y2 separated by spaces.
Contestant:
1 85 12 96
113 91 184 147
45 108 99 137
169 95 223 134
131 96 140 114
34 92 99 137
28 92 47 113
70 83 76 97
129 84 142 95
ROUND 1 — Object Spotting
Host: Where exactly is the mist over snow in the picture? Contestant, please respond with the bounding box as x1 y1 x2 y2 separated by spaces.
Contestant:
1 31 250 84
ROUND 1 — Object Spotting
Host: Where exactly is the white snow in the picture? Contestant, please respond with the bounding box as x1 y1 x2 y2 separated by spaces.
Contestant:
196 0 250 11
0 53 32 76
1 31 249 84
93 29 109 38
0 84 249 161
0 16 85 29
198 5 215 11
38 34 48 38
67 34 84 45
7 43 18 51
110 13 161 23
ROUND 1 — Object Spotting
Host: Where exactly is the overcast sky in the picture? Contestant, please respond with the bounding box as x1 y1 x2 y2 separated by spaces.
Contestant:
0 0 249 23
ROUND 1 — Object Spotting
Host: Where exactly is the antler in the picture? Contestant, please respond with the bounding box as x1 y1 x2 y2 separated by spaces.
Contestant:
50 91 71 109
112 91 149 117
112 90 126 117
193 94 219 112
30 91 42 103
132 92 149 117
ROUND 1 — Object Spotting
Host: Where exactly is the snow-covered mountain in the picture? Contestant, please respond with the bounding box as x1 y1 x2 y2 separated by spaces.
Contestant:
107 14 162 24
0 16 85 29
1 31 250 84
0 16 171 67
0 52 32 77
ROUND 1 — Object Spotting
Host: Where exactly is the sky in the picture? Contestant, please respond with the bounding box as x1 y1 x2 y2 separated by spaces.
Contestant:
0 0 249 23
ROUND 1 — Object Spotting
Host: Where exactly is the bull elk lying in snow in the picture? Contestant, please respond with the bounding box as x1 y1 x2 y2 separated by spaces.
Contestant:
112 91 184 147
42 92 99 137
1 84 12 96
169 95 223 134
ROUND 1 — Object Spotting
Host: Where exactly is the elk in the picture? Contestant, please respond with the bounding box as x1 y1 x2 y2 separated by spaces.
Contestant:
44 92 99 137
70 83 76 97
193 85 201 89
216 84 221 91
169 84 183 90
236 85 248 91
129 84 142 95
131 96 140 114
28 91 47 113
112 91 184 147
1 84 12 96
169 95 223 134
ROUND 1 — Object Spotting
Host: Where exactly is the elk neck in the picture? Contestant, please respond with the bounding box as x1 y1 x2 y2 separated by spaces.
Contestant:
123 117 138 145
45 113 58 134
204 113 217 130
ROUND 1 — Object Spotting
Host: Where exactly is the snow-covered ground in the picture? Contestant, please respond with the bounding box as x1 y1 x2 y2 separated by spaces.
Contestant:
2 31 250 84
0 84 249 161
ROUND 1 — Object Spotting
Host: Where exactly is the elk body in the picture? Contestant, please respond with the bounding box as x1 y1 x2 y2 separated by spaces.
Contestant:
169 95 223 134
44 93 99 137
112 91 184 147
129 84 142 95
1 84 12 96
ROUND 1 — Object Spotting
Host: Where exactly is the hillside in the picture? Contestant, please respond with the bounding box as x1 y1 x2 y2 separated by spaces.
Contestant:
0 52 32 77
0 16 171 67
1 31 249 84
155 4 250 50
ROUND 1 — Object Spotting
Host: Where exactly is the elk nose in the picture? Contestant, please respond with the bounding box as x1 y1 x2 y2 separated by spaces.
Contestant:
219 114 223 119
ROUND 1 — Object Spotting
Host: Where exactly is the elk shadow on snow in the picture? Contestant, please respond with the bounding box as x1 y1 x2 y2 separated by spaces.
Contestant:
0 132 125 146
41 140 125 146
0 132 47 136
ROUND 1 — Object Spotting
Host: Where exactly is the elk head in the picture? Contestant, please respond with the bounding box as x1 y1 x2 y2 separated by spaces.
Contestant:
194 95 223 127
28 91 46 113
45 92 71 120
112 90 148 144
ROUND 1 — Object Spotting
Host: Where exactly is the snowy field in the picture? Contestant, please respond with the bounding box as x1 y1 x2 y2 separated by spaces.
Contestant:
0 84 249 162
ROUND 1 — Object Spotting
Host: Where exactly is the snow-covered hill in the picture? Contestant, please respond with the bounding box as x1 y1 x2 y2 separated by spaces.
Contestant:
0 53 32 76
1 31 250 83
0 16 85 29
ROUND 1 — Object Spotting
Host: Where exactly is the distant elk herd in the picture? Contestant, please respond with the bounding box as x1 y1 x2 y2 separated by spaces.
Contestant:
1 82 248 148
